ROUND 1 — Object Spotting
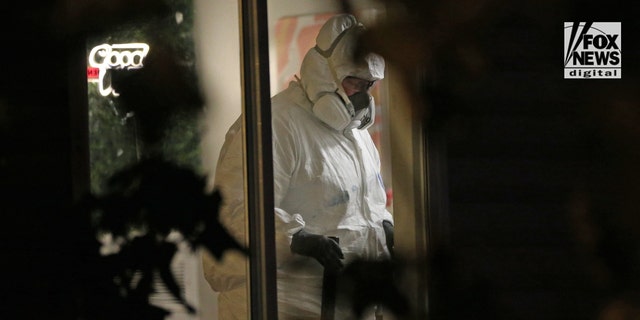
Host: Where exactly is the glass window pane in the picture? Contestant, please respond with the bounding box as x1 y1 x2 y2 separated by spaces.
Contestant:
267 2 404 318
85 1 208 319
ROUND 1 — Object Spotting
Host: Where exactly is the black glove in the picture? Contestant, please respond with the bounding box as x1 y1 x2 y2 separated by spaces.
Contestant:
290 229 344 272
382 220 395 258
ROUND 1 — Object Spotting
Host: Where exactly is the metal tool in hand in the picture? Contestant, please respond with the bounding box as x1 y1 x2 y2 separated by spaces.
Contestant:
321 236 339 320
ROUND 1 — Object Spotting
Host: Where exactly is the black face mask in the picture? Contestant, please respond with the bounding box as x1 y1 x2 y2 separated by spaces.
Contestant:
348 91 371 112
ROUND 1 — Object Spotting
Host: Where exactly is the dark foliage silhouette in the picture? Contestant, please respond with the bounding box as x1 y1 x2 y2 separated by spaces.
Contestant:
337 259 412 319
337 0 640 319
77 158 247 319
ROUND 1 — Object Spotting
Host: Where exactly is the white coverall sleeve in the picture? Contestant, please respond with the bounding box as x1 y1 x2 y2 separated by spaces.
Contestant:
203 112 306 292
271 110 306 263
202 117 249 293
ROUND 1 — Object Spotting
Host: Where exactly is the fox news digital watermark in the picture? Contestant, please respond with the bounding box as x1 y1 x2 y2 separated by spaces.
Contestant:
564 22 621 79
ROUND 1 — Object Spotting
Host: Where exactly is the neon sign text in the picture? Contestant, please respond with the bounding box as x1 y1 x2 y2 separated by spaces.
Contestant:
88 43 150 96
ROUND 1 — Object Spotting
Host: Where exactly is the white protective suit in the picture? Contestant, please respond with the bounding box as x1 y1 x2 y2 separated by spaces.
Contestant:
203 14 393 319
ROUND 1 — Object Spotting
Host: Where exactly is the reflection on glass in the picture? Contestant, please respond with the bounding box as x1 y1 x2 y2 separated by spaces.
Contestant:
86 1 203 318
201 2 405 318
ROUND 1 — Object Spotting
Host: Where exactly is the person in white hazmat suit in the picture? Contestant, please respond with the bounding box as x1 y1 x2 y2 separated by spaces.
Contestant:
202 14 394 319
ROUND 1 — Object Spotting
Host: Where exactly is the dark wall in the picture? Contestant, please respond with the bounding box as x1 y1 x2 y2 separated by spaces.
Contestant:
421 2 640 320
1 2 87 319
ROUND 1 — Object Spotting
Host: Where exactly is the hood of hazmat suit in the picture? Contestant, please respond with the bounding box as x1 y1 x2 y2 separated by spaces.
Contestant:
202 13 392 320
301 13 385 131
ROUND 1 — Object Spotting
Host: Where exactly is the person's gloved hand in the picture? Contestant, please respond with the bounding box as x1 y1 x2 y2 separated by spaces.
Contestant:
382 220 395 258
290 229 344 272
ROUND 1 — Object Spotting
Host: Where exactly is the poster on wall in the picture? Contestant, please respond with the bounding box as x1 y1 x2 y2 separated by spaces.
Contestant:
274 12 336 92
